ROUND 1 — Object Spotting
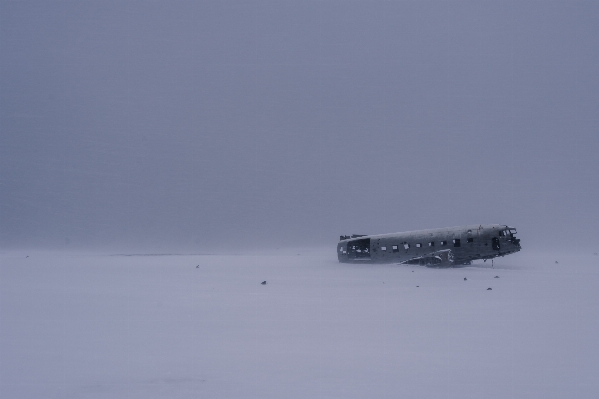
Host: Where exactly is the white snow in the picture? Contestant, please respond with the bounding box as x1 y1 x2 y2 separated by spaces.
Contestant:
1 249 598 398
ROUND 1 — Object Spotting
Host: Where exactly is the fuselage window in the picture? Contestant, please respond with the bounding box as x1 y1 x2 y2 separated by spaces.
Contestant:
381 246 387 251
428 242 434 247
440 241 447 246
416 243 422 248
467 237 474 243
404 243 410 250
453 239 461 247
392 245 399 252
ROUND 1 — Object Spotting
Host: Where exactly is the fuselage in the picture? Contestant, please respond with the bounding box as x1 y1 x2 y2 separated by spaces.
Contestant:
337 224 521 265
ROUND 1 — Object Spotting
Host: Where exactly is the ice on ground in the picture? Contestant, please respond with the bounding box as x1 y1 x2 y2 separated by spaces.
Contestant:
1 250 598 398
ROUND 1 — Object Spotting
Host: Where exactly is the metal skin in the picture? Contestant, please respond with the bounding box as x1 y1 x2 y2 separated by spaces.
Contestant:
337 224 521 266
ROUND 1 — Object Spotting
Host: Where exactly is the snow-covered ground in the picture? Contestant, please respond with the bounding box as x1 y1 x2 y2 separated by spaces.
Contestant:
1 249 598 398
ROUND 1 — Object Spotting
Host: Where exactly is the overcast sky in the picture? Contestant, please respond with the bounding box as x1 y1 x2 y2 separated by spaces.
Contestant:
1 1 598 251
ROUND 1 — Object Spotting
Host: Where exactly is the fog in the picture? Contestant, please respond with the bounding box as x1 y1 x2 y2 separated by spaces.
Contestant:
2 1 598 252
2 3 599 398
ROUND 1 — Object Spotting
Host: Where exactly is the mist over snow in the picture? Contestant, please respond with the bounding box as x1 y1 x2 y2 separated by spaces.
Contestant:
2 250 599 398
1 1 599 398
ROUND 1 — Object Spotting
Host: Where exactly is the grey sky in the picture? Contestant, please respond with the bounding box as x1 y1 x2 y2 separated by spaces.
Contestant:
1 1 598 251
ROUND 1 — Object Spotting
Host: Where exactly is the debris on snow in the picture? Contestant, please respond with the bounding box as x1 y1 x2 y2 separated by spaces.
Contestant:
261 281 267 285
487 288 492 290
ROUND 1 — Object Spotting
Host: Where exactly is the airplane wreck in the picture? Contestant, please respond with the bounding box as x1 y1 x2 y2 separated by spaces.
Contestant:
338 224 521 266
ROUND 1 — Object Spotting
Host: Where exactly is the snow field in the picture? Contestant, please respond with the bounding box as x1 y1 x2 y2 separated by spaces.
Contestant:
1 250 598 398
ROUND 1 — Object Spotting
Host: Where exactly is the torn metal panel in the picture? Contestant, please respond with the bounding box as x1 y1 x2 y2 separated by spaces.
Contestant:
402 249 454 267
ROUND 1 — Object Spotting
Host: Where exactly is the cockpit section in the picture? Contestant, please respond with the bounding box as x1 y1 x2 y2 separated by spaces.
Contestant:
499 227 520 246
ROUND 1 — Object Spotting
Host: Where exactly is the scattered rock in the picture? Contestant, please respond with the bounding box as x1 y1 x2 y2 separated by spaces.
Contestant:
412 271 414 272
487 288 492 290
555 261 559 264
494 276 499 278
464 277 467 281
261 281 267 285
26 255 29 258
416 286 419 287
196 265 199 268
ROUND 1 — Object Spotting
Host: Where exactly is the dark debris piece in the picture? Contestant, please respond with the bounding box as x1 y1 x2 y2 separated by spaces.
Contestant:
464 277 467 281
555 261 559 264
494 276 499 278
261 281 267 285
487 288 492 290
196 265 199 268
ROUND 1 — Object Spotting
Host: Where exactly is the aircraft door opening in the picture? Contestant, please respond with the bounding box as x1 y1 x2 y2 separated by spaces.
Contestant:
492 237 500 251
346 238 371 260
